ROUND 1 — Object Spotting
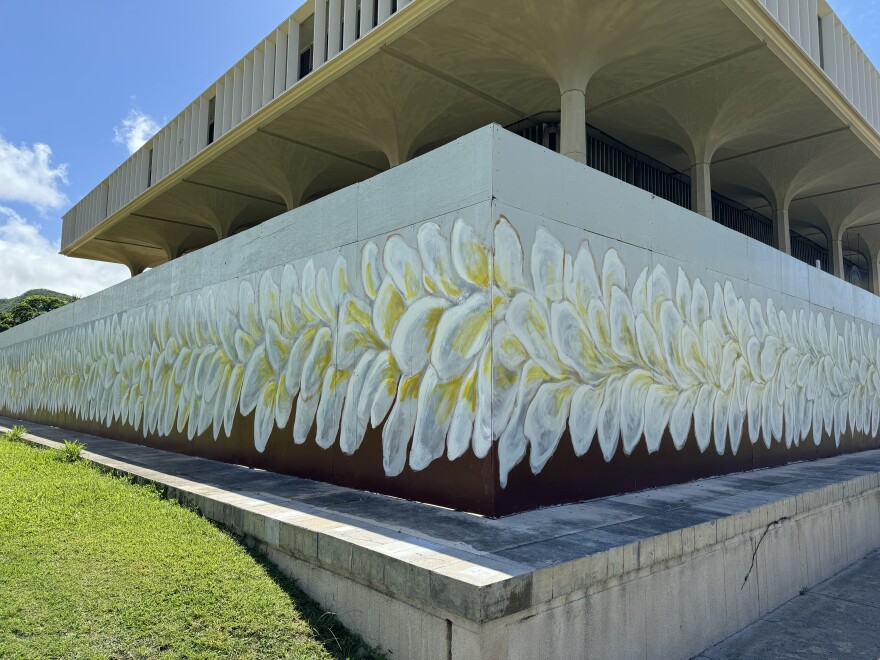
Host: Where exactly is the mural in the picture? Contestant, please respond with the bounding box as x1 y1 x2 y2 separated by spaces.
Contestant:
0 215 878 487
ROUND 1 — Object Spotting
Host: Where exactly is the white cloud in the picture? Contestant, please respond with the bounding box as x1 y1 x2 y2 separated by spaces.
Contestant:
0 206 128 299
0 137 68 210
114 109 161 154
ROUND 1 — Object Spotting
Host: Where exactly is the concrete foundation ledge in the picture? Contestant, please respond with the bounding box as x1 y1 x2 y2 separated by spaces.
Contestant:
3 416 879 659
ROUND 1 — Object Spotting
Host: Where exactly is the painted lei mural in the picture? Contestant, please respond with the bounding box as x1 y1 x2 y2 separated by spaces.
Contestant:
0 215 878 486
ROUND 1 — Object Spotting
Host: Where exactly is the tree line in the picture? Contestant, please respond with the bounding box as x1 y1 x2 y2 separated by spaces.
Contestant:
0 295 73 333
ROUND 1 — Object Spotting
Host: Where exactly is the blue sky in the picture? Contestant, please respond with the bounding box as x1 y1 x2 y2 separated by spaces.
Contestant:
0 1 303 296
0 0 875 297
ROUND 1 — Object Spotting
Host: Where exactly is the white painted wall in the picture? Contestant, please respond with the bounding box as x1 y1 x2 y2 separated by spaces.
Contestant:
13 128 880 486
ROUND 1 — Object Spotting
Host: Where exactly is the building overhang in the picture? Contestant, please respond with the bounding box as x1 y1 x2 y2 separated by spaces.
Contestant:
62 0 880 279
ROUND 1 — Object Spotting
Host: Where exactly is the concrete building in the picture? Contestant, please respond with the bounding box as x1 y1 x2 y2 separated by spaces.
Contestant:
60 0 880 292
4 2 880 656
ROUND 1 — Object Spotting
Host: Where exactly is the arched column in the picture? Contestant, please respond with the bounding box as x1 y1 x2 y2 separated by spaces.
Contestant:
830 238 845 279
792 188 880 282
871 256 880 295
561 88 587 164
690 161 713 219
771 206 791 254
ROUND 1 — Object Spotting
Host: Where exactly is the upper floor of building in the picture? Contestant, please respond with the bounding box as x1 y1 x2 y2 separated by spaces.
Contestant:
60 0 880 296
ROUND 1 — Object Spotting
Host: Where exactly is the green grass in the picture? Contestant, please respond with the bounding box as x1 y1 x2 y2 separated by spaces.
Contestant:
0 430 380 659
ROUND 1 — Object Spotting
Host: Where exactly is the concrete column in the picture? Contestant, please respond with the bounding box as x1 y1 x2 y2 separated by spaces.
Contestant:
360 0 375 35
831 239 845 278
313 0 328 68
285 19 300 88
871 258 880 295
772 207 792 254
690 162 713 219
378 0 392 23
560 89 587 164
328 0 343 59
343 0 357 47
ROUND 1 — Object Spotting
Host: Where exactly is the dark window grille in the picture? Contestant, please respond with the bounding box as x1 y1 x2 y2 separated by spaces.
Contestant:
299 46 313 80
791 233 829 272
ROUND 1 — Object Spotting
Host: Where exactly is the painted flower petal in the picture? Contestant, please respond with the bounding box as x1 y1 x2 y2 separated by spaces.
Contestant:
240 345 272 417
610 287 638 363
223 363 244 438
631 267 649 319
670 387 697 450
506 293 563 379
566 242 601 314
358 350 399 428
259 270 281 331
691 279 709 328
531 226 565 304
361 242 383 301
264 319 289 372
431 293 491 382
340 351 376 455
451 218 490 289
525 381 576 473
494 217 525 294
253 381 279 453
597 376 623 462
713 388 732 455
313 267 337 324
332 255 349 303
239 280 261 338
693 385 715 453
473 345 494 459
372 278 406 345
293 392 319 445
382 374 422 476
384 235 423 303
644 384 677 453
274 372 294 429
552 301 602 383
301 327 332 400
391 296 451 377
570 385 603 456
418 222 466 299
620 369 651 455
316 367 349 449
337 295 376 370
636 313 664 374
410 368 459 471
498 362 544 487
675 268 692 318
601 249 627 305
493 321 528 372
280 264 302 333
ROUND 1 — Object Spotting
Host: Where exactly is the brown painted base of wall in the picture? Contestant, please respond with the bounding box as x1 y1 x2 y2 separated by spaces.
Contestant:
5 405 878 517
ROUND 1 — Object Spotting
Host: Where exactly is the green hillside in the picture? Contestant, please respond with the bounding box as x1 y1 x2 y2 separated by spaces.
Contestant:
0 289 76 314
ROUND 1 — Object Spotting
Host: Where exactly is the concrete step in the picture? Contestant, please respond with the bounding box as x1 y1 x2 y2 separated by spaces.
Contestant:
3 415 879 660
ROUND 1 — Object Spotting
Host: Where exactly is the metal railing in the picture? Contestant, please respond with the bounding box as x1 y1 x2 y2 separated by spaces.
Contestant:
511 118 839 275
791 232 830 272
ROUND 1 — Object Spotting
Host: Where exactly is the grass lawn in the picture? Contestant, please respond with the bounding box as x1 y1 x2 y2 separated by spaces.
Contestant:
0 429 379 659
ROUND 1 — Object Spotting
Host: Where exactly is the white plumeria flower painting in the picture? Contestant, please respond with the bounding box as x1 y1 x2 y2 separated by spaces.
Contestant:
0 213 878 487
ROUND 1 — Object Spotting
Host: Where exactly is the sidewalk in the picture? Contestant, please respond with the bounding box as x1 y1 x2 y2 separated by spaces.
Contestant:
698 549 880 659
3 416 879 660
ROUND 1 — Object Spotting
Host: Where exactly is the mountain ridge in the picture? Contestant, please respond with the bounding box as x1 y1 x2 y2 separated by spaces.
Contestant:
0 289 75 314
